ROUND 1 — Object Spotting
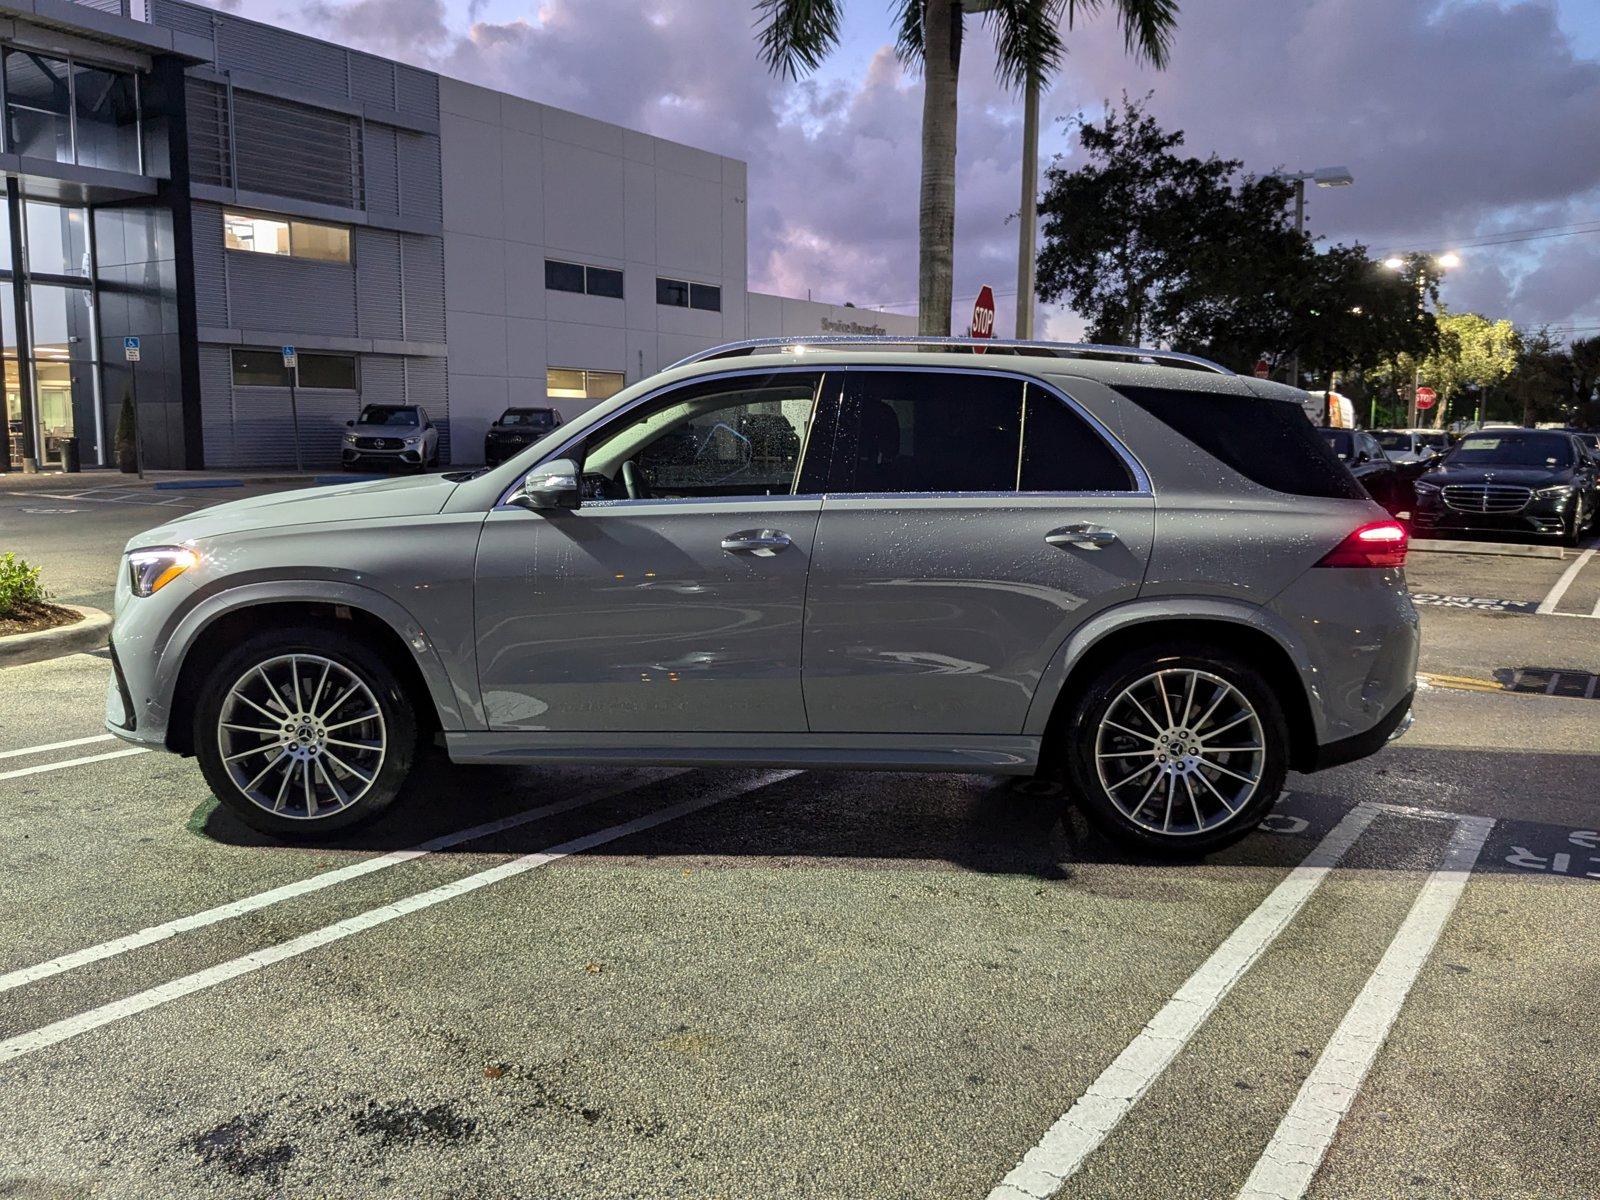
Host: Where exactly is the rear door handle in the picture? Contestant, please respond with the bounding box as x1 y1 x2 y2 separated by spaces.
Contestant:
1045 523 1117 550
721 529 792 556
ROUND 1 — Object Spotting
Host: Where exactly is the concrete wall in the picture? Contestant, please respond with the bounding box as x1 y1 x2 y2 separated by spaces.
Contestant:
745 292 917 339
439 76 748 459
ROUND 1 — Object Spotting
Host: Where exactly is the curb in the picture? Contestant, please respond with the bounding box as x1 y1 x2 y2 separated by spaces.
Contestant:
0 605 112 668
1410 538 1566 560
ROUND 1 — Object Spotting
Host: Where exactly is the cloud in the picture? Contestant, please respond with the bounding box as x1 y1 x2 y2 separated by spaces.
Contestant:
204 0 1600 336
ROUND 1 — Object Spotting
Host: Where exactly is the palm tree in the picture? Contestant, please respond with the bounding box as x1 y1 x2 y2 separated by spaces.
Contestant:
756 0 1179 335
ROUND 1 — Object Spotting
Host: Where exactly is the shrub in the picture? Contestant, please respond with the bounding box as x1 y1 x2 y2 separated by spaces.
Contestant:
0 552 48 617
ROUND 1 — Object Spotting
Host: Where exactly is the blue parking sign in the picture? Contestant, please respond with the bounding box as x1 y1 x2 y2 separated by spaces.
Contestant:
123 336 140 362
282 345 297 367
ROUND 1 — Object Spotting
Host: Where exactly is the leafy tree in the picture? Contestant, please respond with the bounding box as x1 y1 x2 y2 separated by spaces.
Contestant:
755 1 1179 335
1035 97 1435 377
1414 309 1517 427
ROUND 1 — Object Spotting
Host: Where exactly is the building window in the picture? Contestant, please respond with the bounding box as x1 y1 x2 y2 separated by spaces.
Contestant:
224 212 351 263
232 349 359 389
2 49 139 173
656 276 721 312
547 367 625 401
546 259 623 299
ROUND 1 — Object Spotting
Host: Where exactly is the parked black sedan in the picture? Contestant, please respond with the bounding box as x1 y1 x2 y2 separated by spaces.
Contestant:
1413 429 1598 545
1318 428 1415 519
484 407 563 466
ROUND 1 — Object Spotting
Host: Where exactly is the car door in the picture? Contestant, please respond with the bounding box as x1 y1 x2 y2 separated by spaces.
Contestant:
473 370 830 732
801 368 1155 735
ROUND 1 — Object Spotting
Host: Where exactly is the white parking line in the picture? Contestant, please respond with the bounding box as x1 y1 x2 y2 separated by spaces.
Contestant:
0 733 116 761
1536 547 1595 615
987 802 1381 1200
0 747 147 781
1237 813 1494 1200
0 770 799 1067
0 769 682 994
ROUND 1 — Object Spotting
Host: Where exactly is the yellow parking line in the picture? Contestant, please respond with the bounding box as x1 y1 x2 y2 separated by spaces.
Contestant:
1416 672 1505 694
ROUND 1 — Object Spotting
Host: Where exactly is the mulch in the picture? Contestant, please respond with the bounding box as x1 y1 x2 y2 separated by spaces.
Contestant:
0 601 82 638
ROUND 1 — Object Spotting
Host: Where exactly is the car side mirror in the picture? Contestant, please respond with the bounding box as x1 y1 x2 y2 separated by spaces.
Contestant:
510 457 581 511
345 419 354 428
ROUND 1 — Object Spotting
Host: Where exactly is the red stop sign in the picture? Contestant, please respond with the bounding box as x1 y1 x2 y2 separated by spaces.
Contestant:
969 285 995 353
1416 386 1437 410
1253 359 1270 379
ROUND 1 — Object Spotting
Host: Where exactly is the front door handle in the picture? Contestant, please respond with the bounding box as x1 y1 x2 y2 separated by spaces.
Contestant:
1045 523 1117 550
721 529 792 556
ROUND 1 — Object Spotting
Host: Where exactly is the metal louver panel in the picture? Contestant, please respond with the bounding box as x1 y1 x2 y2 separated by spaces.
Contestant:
406 356 449 461
400 235 445 341
397 131 442 221
215 17 346 96
228 252 357 338
233 91 362 210
349 54 395 108
394 65 439 119
361 354 405 402
191 204 229 325
364 125 400 216
199 345 235 467
186 81 231 188
355 229 404 339
150 0 217 41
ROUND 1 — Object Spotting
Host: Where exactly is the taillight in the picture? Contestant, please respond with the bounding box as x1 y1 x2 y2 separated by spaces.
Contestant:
1315 520 1408 568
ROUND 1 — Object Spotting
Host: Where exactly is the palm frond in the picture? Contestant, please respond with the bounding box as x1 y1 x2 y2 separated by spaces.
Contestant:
987 0 1070 90
889 0 925 65
754 0 846 78
1065 0 1178 69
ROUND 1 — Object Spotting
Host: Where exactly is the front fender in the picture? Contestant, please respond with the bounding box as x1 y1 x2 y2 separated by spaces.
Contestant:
153 580 474 736
1020 597 1323 740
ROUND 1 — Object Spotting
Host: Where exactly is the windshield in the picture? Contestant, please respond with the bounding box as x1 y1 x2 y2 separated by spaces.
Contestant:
1318 430 1353 459
1374 432 1411 451
499 409 556 428
356 406 419 428
1447 433 1573 469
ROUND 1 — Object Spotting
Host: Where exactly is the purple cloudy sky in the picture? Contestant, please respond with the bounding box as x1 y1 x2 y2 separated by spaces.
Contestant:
204 0 1600 342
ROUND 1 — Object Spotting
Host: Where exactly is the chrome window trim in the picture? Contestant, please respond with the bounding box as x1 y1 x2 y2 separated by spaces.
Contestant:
494 363 1152 509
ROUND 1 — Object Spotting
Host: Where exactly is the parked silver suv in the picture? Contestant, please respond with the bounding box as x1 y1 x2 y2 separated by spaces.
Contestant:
107 338 1418 855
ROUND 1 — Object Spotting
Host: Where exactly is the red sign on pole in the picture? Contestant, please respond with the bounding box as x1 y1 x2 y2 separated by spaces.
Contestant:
969 285 995 353
1415 386 1437 411
1253 359 1270 379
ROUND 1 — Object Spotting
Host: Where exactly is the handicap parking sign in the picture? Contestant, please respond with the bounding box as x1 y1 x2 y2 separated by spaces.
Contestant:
123 336 140 362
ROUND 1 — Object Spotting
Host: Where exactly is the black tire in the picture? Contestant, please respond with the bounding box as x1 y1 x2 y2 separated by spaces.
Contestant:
193 624 418 839
1059 642 1289 857
1560 507 1582 548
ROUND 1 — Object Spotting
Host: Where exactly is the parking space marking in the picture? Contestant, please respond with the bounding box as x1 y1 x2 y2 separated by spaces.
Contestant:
0 770 799 1068
988 803 1381 1200
1537 548 1596 615
0 733 116 761
0 747 147 781
1237 813 1494 1200
0 769 684 995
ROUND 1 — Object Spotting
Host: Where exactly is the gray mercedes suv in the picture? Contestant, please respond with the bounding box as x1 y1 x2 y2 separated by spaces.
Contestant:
106 337 1418 855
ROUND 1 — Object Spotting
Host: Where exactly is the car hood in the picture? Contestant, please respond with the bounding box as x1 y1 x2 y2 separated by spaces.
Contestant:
125 474 460 551
1421 465 1574 487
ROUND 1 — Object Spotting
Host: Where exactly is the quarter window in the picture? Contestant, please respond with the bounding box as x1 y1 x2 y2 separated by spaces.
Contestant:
580 374 821 500
224 212 351 262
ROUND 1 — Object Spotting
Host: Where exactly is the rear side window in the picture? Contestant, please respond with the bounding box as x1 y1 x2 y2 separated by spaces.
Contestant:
1020 389 1136 491
823 372 1023 493
1115 386 1365 500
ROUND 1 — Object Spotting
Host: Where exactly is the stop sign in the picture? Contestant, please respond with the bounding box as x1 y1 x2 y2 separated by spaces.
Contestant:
969 285 995 353
1416 386 1437 410
1253 359 1270 379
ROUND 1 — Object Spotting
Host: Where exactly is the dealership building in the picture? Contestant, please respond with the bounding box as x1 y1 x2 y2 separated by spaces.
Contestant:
0 0 912 472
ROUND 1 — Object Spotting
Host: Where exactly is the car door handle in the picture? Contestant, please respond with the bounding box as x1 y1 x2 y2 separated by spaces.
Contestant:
1045 523 1117 550
721 529 792 556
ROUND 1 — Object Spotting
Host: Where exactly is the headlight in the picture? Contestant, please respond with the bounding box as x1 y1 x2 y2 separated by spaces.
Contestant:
1536 483 1574 498
343 432 357 443
126 546 197 596
404 435 422 446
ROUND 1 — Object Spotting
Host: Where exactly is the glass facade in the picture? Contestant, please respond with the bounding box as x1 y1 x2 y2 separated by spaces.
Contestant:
0 45 145 469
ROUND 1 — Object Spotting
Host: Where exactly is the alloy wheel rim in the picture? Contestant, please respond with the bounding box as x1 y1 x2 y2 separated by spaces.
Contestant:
1093 668 1265 836
216 653 386 820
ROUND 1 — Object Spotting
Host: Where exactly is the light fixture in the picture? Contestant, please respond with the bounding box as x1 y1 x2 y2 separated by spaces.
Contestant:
1383 256 1405 270
1311 166 1354 187
1436 251 1461 269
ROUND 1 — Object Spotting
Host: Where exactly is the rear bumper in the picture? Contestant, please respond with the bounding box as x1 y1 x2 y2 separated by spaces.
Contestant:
1305 687 1414 772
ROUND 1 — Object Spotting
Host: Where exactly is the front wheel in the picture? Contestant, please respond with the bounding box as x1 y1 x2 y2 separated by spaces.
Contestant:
1061 644 1289 856
193 626 418 838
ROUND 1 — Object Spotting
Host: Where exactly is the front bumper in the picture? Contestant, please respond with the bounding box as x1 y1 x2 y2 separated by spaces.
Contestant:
484 438 536 465
1414 491 1574 538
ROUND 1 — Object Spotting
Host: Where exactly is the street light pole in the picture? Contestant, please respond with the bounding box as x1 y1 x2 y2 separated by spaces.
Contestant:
1288 177 1306 388
1275 166 1353 392
1014 66 1040 340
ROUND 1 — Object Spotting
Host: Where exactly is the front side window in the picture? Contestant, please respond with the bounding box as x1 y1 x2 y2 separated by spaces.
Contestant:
579 373 821 501
822 372 1023 494
224 212 350 262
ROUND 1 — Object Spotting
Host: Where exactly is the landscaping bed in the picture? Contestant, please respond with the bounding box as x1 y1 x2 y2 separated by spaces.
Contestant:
0 552 83 638
0 599 83 638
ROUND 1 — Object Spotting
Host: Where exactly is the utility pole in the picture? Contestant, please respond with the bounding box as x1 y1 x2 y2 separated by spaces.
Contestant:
1287 178 1305 389
1014 67 1040 339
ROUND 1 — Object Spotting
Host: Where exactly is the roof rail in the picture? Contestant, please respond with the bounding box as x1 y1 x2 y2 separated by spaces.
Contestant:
667 335 1234 375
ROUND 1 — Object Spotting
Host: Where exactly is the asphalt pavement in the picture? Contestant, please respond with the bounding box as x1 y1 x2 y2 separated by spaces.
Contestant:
1 472 1597 1198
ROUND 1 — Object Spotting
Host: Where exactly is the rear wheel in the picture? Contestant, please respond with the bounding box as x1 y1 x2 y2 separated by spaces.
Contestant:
193 626 417 838
1061 644 1288 856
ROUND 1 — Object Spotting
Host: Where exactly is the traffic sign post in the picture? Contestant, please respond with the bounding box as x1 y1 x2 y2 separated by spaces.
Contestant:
969 285 995 353
282 346 303 473
123 338 144 480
